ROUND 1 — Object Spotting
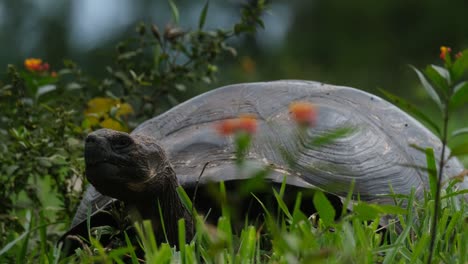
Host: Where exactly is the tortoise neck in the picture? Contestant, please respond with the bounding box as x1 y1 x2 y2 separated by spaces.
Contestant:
131 165 194 246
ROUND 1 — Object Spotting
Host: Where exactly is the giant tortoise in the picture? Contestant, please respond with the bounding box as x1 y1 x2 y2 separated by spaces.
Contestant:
61 80 466 251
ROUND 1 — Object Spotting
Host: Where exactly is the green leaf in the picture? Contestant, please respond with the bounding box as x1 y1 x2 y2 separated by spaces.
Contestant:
353 202 379 221
452 49 468 82
450 142 468 157
313 191 335 226
376 204 407 215
36 84 56 99
66 82 82 91
311 126 355 146
168 0 180 24
410 65 443 111
431 64 451 81
379 89 441 135
16 211 32 264
441 189 468 200
0 214 30 256
425 148 438 198
117 50 141 61
198 1 209 29
425 65 449 96
235 132 251 165
175 83 186 92
451 127 468 140
354 202 406 221
6 165 19 176
450 81 468 110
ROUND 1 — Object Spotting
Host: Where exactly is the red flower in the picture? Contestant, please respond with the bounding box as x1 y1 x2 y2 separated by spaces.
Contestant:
216 114 257 135
24 58 43 71
289 101 318 127
455 51 463 60
237 114 257 134
24 58 53 74
217 119 238 135
439 46 452 60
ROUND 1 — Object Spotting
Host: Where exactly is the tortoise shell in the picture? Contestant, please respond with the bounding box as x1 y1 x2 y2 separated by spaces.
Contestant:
69 80 466 233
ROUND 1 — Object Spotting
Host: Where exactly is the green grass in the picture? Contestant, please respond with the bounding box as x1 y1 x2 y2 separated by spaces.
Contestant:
1 177 467 263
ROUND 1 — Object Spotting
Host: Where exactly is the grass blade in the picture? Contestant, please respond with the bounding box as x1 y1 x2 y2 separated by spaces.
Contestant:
313 191 335 226
237 226 257 263
311 126 355 146
157 199 169 244
124 232 139 264
425 147 438 198
273 189 292 219
176 186 193 213
178 218 186 263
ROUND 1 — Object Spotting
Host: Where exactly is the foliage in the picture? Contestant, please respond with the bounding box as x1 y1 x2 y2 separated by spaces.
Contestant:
0 1 266 259
380 45 468 263
0 1 467 264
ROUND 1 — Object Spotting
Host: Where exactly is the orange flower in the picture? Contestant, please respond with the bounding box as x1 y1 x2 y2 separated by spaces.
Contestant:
24 58 52 73
241 56 256 74
289 101 318 127
237 114 257 134
216 114 257 135
455 51 463 59
439 46 452 60
24 58 43 71
217 119 238 135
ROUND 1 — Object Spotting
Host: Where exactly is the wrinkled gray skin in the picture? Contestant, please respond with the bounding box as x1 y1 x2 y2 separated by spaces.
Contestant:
84 129 192 245
67 80 466 247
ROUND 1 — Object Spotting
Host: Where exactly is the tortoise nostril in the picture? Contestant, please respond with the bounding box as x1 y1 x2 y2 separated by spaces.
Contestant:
85 135 97 144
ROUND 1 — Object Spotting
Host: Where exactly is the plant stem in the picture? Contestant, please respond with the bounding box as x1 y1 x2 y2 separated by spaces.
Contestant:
427 105 450 264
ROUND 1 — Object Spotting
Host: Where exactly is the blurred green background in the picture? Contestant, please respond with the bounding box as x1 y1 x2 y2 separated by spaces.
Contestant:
1 0 467 121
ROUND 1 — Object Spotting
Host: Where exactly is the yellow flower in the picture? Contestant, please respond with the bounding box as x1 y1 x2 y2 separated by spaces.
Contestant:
24 58 43 71
24 58 52 73
84 97 134 132
439 46 451 61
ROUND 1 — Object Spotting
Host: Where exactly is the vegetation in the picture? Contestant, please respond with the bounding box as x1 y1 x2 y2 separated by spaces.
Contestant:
0 1 467 263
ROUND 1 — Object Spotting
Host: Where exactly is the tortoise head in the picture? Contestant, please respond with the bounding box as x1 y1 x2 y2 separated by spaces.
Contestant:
84 128 174 202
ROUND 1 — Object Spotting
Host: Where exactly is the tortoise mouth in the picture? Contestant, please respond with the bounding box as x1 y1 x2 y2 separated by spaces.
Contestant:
86 162 124 185
86 159 108 167
85 147 107 165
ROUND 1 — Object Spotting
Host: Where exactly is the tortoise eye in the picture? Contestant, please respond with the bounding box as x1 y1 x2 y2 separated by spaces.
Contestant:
113 136 132 149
